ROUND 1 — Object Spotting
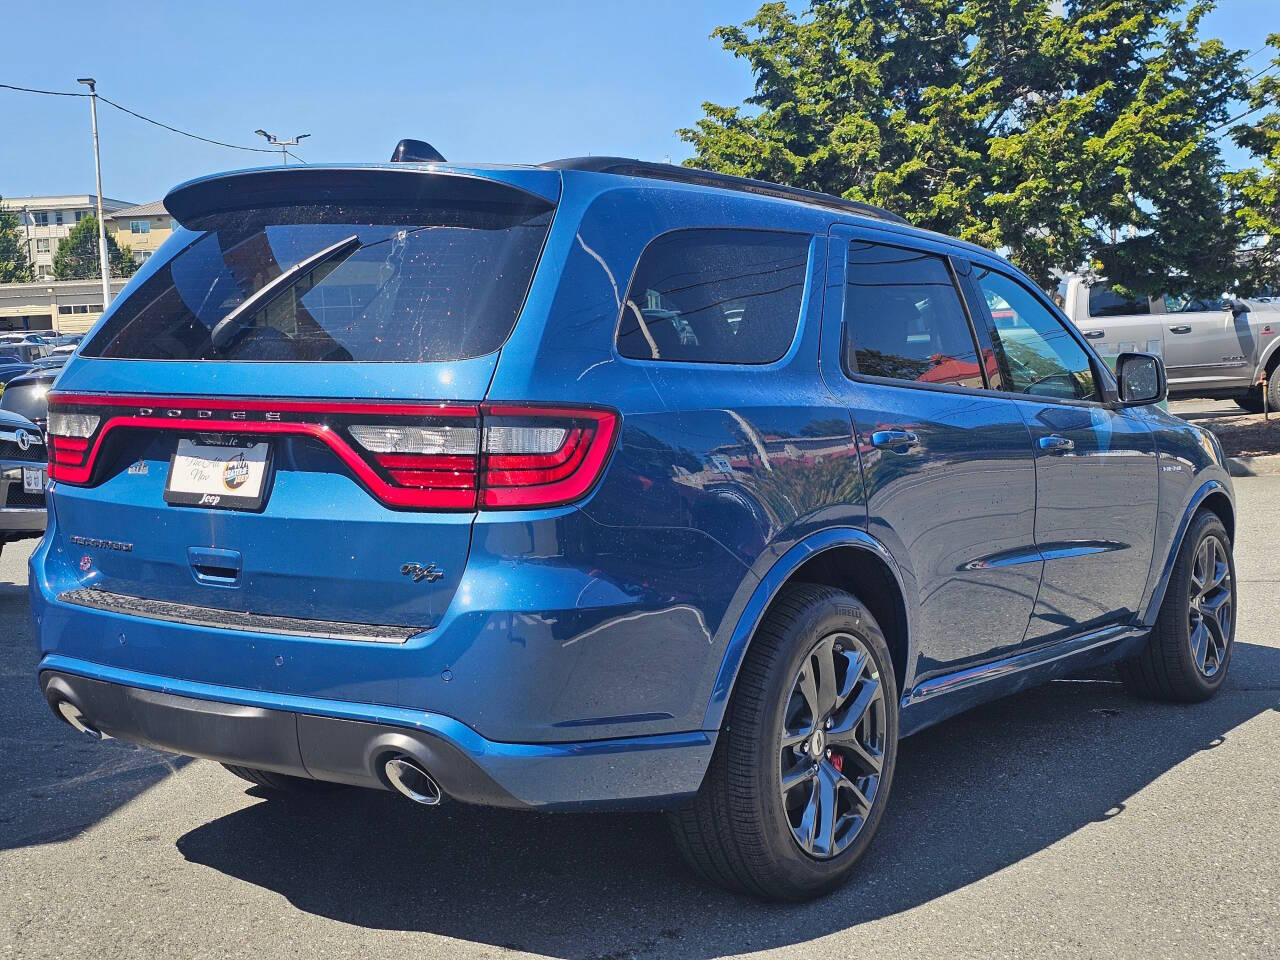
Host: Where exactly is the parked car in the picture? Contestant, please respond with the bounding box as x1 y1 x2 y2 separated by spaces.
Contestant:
1059 275 1280 411
0 367 58 431
33 154 1236 901
0 362 33 389
0 406 47 558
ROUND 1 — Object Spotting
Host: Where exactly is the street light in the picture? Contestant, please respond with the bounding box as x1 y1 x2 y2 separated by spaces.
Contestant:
254 129 310 164
74 81 111 312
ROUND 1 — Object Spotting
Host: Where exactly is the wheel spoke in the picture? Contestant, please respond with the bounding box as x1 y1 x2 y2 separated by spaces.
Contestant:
1191 541 1209 592
781 758 818 795
797 665 820 722
814 638 839 717
830 674 882 741
1190 621 1209 671
810 764 841 857
833 646 868 710
834 734 883 776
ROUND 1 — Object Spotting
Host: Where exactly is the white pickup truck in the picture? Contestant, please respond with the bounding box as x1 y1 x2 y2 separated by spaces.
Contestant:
1059 275 1280 412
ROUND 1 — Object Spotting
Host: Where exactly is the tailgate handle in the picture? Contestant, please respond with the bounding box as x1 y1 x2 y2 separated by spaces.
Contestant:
188 547 242 587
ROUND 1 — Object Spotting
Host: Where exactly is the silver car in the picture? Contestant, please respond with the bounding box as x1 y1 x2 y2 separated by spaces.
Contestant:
1059 275 1280 411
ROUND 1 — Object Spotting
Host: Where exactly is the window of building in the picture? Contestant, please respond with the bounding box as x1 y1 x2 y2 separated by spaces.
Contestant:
130 220 151 235
75 210 86 222
32 212 48 227
616 229 809 364
58 305 74 315
843 241 984 389
54 211 64 226
35 238 50 253
976 268 1098 401
135 250 152 262
1088 284 1150 317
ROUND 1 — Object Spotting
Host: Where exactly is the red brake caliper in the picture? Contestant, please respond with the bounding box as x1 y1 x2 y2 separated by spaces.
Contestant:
831 753 844 774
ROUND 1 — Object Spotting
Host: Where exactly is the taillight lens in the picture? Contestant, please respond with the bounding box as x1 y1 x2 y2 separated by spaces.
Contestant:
481 406 618 508
45 395 617 511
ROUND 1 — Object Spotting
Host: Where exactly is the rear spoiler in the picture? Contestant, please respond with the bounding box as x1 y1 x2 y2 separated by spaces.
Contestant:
164 165 561 229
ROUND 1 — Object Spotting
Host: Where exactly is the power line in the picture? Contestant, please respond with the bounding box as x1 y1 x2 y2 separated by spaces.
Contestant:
0 81 87 97
97 95 277 154
1 80 295 158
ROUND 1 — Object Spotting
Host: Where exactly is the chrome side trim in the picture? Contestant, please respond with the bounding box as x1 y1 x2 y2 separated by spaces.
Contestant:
57 587 420 644
903 623 1142 706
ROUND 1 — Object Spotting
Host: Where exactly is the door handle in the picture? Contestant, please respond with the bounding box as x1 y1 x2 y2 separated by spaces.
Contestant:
188 546 242 587
1168 325 1192 334
1082 330 1105 339
1038 435 1075 453
871 429 920 450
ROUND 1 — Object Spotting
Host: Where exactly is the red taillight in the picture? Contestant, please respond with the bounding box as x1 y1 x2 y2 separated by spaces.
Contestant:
45 395 618 511
481 406 617 508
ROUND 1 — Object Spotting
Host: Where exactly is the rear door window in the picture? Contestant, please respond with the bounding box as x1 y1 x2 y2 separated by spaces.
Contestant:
82 197 554 362
1088 284 1151 318
843 241 985 389
616 229 809 364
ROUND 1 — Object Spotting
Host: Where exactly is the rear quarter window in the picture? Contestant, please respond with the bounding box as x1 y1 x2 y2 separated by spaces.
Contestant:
616 229 810 364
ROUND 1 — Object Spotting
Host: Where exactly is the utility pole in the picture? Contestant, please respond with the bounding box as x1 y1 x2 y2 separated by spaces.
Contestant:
254 129 310 164
77 78 112 309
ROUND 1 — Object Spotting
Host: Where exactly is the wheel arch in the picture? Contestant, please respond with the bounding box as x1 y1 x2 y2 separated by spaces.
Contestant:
703 529 914 731
1142 478 1234 628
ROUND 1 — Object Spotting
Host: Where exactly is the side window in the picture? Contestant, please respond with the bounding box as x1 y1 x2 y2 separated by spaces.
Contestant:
616 229 809 364
1088 284 1150 317
1164 293 1225 313
976 268 1098 401
844 241 985 389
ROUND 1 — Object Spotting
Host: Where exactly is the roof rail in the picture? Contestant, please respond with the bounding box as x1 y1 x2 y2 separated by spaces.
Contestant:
543 156 909 226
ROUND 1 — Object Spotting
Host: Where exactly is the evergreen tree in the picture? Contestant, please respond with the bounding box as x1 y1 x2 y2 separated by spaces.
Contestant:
681 1 1251 295
0 196 33 283
52 214 137 280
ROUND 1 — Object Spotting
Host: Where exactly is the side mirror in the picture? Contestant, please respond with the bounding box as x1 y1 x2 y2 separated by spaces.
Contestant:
1115 352 1167 406
1230 298 1250 320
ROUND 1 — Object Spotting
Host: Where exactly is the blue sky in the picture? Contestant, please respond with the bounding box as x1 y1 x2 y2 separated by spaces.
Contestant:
1 0 1274 205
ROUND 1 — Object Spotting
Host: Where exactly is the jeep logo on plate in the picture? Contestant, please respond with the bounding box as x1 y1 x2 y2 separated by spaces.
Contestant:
401 562 444 584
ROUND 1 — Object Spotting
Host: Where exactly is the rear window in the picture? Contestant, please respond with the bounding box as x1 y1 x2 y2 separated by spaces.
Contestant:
82 198 553 362
1088 284 1150 318
0 377 51 424
616 229 809 364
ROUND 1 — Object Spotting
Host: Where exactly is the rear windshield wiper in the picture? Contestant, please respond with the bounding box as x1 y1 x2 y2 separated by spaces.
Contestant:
210 234 362 352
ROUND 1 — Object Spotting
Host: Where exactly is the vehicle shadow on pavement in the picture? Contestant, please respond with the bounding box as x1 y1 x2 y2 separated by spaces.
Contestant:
174 648 1280 960
0 579 192 853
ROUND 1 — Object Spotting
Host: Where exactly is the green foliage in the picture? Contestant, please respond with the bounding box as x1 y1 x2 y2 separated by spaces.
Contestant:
1227 33 1280 294
0 196 32 283
681 1 1253 296
52 215 137 281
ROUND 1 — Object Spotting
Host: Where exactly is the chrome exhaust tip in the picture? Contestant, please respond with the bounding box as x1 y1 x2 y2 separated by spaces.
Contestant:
56 700 107 740
383 755 442 805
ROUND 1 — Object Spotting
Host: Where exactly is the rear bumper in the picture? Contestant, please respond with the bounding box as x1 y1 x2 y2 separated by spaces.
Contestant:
38 657 715 810
0 506 45 535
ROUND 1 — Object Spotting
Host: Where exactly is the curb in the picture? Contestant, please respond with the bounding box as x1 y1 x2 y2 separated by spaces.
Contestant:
1227 455 1280 478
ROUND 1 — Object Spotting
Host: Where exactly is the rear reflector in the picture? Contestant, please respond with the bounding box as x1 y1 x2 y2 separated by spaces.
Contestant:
46 395 618 511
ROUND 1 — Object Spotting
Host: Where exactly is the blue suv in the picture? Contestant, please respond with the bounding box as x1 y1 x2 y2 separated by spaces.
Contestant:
32 150 1237 900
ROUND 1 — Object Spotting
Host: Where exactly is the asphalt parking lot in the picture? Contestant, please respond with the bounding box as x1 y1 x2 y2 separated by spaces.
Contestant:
1 476 1277 959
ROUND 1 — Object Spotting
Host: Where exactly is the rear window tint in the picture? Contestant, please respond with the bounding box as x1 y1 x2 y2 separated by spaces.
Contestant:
82 199 553 362
1088 284 1150 318
616 229 809 364
844 242 985 389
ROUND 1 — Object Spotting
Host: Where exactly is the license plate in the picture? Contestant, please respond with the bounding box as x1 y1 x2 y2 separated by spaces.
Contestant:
164 439 272 511
23 466 45 493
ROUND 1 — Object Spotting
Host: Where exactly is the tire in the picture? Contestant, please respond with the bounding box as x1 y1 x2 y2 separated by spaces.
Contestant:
1235 374 1280 414
1118 511 1236 702
669 584 899 901
1234 390 1264 414
221 764 343 795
